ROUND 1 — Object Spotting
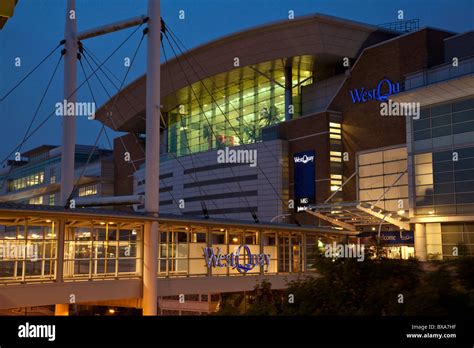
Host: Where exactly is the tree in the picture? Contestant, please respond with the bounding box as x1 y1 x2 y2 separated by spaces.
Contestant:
246 280 282 315
260 106 280 127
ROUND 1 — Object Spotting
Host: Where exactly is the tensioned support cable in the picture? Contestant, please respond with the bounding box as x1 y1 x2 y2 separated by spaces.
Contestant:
65 28 146 208
0 41 64 102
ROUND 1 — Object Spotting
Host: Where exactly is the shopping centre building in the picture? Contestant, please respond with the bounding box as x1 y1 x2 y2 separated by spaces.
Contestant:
96 14 474 261
0 145 114 206
0 13 472 316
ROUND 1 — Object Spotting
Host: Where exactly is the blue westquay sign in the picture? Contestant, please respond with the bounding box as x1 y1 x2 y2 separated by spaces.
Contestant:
294 151 316 212
349 78 401 104
203 245 270 273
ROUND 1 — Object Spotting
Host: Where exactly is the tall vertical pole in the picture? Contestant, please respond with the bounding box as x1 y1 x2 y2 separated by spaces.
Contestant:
60 0 77 206
56 0 77 317
143 0 160 316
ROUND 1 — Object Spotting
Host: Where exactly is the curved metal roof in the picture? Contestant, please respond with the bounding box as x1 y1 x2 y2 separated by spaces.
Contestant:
95 13 397 132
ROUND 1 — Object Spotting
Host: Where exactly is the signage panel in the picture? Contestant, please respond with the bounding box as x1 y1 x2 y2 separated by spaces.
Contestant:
293 150 316 212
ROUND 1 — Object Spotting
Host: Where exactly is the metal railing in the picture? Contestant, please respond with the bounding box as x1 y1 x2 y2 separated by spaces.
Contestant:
378 19 420 33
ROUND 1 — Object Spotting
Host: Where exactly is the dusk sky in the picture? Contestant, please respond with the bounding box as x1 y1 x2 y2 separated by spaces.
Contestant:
0 0 472 163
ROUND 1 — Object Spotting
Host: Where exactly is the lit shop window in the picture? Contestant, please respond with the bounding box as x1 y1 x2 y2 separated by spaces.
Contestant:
78 184 98 197
63 223 142 279
8 171 45 192
166 56 313 157
0 220 58 283
329 120 343 194
357 146 408 212
331 174 343 192
29 196 43 205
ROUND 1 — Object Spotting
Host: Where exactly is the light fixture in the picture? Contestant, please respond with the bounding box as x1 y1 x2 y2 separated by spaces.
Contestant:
219 228 224 232
397 210 405 215
108 222 114 225
100 222 105 225
428 211 434 215
108 309 115 314
232 237 238 243
46 219 51 223
371 227 376 231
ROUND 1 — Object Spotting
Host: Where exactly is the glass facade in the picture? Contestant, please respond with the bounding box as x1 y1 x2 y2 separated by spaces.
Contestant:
0 215 320 284
357 146 408 212
414 146 474 215
2 152 103 193
441 223 474 257
64 222 142 279
0 221 57 282
166 57 313 157
413 98 474 142
78 184 98 197
156 224 317 277
8 171 44 192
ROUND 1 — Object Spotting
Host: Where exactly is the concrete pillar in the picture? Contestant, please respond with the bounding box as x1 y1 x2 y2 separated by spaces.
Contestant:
60 0 77 206
55 219 65 282
143 221 158 315
55 304 69 316
284 62 293 121
415 223 427 261
57 0 76 316
142 0 161 316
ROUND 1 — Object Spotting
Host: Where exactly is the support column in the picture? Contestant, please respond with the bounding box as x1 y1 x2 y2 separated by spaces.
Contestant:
142 0 161 316
55 219 65 282
56 0 76 317
414 223 427 261
284 61 293 121
60 0 77 207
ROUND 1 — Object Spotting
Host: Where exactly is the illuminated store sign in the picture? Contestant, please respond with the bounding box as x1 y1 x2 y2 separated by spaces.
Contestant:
294 154 314 164
294 150 316 212
349 78 401 104
203 244 270 273
358 231 414 245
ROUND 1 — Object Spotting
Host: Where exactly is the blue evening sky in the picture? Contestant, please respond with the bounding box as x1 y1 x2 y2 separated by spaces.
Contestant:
0 0 472 162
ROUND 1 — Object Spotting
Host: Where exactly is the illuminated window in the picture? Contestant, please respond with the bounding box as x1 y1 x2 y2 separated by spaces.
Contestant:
29 196 43 205
49 168 56 184
329 117 343 200
166 57 313 157
357 146 408 212
49 194 55 206
8 171 45 192
78 184 98 197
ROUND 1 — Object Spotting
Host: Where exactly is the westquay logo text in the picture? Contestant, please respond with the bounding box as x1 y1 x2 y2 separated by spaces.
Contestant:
18 322 55 341
349 78 400 104
294 154 314 164
203 244 270 273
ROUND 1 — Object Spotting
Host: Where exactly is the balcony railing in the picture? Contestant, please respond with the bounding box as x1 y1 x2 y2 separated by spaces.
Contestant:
404 56 474 90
